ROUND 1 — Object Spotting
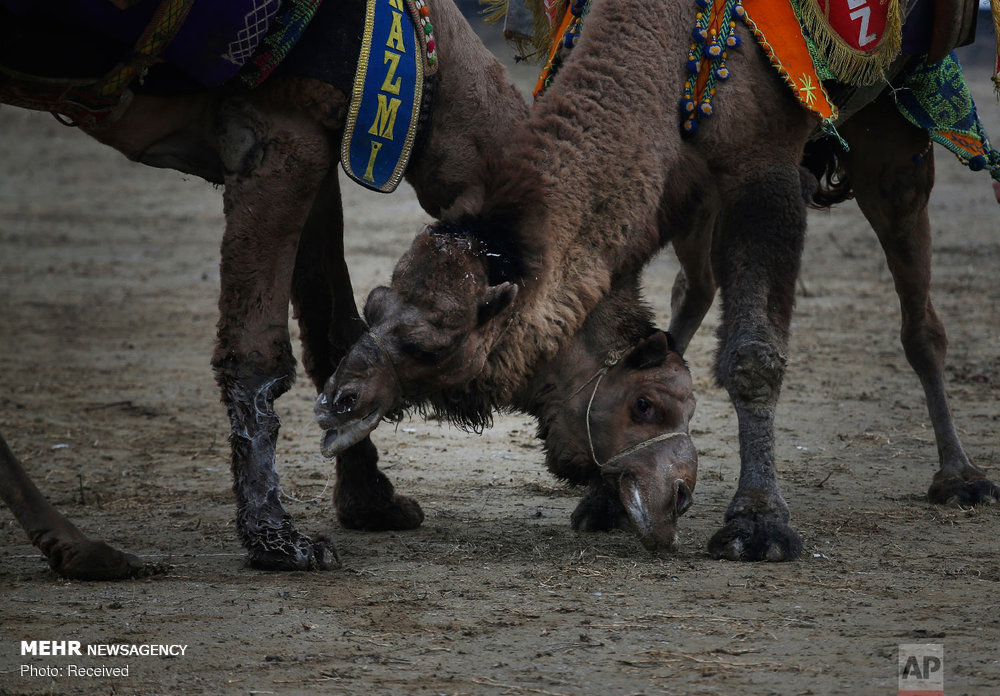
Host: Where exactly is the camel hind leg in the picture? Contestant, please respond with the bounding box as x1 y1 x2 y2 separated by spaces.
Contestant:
666 215 716 356
0 430 162 579
838 92 999 506
290 169 424 531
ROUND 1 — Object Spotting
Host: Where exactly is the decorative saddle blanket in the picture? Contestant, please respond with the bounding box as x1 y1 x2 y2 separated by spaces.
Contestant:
492 0 1000 183
0 0 438 194
0 0 322 125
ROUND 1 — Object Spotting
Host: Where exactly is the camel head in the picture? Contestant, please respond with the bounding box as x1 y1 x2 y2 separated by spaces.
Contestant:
317 227 518 455
549 331 698 553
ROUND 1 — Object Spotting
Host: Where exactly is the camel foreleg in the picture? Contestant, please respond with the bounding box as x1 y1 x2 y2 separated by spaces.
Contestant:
708 163 812 561
212 97 337 570
290 170 424 532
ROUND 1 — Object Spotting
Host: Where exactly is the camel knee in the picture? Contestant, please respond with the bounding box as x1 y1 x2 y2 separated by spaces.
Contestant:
716 339 787 412
212 339 297 409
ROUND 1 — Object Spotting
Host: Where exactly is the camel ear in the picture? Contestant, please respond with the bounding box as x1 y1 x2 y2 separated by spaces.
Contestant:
364 286 391 325
477 282 517 326
626 331 670 370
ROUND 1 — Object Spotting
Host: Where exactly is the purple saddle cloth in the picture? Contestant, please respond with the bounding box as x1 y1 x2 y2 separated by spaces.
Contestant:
2 0 282 87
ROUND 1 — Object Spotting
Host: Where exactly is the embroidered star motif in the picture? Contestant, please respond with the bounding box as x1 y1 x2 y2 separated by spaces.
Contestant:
798 74 818 106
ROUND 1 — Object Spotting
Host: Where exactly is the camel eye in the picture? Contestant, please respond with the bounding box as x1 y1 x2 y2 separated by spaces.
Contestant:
636 397 652 415
400 340 439 364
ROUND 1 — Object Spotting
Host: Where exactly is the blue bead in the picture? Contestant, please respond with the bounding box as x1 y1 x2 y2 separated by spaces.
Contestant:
684 118 698 134
692 27 707 43
969 155 986 171
687 59 700 73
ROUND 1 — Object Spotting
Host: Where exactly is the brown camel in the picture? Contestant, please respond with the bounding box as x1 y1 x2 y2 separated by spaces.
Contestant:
1 0 702 578
319 0 1000 561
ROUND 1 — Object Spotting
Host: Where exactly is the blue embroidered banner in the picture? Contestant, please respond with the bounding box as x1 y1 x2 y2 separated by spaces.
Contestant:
341 0 424 193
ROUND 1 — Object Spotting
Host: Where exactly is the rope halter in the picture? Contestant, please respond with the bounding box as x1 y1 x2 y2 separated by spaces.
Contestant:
576 348 690 471
368 330 403 398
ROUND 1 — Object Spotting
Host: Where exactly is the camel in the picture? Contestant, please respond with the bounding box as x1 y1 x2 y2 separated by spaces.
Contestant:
1 0 703 578
320 225 701 552
319 0 1000 561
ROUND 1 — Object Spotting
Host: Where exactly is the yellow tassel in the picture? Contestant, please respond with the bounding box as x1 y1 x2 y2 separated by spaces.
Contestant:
796 0 902 86
479 0 569 61
480 0 509 25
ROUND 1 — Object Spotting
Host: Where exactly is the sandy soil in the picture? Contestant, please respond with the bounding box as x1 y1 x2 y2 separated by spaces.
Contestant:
1 39 999 696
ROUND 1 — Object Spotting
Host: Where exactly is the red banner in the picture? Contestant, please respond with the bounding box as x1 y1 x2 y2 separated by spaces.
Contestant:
815 0 891 53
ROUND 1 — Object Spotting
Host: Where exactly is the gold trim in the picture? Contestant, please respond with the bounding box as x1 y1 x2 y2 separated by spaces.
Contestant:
386 28 424 191
340 0 379 184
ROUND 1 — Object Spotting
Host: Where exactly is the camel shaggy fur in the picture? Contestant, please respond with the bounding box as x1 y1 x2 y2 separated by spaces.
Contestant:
1 0 706 578
321 0 999 561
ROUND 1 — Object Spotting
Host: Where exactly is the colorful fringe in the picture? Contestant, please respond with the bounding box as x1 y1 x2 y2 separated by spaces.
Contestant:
894 53 1000 182
795 0 902 86
482 0 567 61
92 0 194 99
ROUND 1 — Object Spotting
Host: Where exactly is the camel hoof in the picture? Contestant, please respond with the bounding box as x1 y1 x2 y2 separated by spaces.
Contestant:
336 494 424 531
928 474 1000 507
570 489 628 533
246 526 339 571
47 540 168 581
708 513 802 562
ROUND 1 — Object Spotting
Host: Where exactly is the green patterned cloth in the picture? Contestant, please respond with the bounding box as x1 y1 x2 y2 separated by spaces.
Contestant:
893 52 1000 181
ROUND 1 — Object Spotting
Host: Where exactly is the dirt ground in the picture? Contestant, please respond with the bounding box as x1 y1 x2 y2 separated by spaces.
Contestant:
2 35 1000 696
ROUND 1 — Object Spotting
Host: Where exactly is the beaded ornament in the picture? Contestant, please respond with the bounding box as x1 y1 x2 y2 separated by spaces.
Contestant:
532 0 591 100
407 0 438 74
680 0 747 137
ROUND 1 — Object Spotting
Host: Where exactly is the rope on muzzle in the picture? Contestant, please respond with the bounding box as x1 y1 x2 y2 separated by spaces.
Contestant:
579 349 691 470
368 330 403 398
